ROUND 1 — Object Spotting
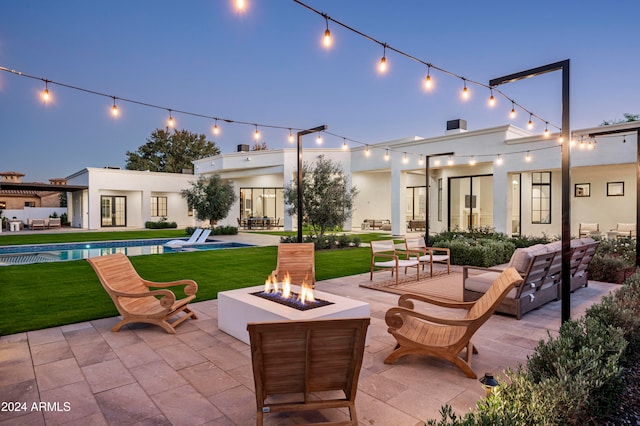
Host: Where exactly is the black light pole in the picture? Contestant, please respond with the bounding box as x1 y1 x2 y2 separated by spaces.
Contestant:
425 152 454 244
296 125 328 243
490 59 571 322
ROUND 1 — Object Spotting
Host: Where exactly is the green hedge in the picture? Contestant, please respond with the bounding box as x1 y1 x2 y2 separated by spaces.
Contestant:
426 273 640 425
279 234 362 250
145 220 177 229
433 238 515 267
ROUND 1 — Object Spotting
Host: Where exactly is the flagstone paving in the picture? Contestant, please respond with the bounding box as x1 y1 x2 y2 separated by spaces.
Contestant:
0 265 616 425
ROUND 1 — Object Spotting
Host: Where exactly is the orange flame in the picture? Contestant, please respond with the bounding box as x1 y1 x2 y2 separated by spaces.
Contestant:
298 280 315 305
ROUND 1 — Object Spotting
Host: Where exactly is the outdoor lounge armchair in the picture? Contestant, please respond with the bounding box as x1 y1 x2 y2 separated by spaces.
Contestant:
579 222 599 238
47 217 61 228
164 228 203 246
30 218 46 230
384 267 522 379
612 222 636 238
247 317 370 426
272 242 315 287
87 253 198 334
370 240 420 286
404 237 451 277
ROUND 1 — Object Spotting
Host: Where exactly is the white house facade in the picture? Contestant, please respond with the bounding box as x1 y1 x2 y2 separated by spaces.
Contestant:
65 120 639 237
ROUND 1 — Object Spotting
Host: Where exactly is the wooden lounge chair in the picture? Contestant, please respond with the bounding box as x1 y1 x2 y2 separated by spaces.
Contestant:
404 237 451 277
370 240 420 285
578 222 599 238
613 222 636 238
247 318 370 426
384 267 522 379
272 243 315 287
30 218 46 230
87 253 198 334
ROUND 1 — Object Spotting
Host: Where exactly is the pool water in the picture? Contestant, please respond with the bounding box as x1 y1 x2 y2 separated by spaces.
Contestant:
0 239 252 266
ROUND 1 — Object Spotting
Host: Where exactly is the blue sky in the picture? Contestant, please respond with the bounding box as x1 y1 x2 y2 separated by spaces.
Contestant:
1 0 638 182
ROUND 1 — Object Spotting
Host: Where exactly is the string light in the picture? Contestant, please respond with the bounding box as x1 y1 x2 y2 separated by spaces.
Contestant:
254 125 260 140
378 44 387 73
342 138 348 150
41 80 50 103
488 89 496 107
544 122 549 138
288 129 294 143
364 145 370 156
403 152 408 164
418 154 424 165
424 65 433 90
111 97 119 117
461 79 469 100
434 158 441 166
322 14 332 48
469 156 476 165
213 119 220 135
316 133 322 144
167 110 175 128
384 148 390 161
527 113 534 130
495 154 503 165
447 156 454 166
234 0 246 12
525 151 532 162
510 101 517 119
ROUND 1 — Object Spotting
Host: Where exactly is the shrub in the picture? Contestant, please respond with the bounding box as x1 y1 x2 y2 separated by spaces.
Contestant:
145 219 177 229
211 226 238 235
279 233 361 250
587 254 632 283
435 238 515 267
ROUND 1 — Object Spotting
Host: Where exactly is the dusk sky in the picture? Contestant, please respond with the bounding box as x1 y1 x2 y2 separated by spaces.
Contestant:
1 0 638 182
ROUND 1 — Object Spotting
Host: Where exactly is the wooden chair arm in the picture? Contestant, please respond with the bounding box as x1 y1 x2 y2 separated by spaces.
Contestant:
462 265 506 279
373 253 398 261
397 293 475 310
386 306 475 329
427 247 450 255
142 279 198 296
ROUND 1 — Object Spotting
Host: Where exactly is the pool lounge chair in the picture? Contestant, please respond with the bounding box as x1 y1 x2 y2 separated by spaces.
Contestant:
164 228 202 246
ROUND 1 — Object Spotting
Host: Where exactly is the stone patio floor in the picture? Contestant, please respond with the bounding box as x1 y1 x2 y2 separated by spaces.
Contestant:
0 262 616 425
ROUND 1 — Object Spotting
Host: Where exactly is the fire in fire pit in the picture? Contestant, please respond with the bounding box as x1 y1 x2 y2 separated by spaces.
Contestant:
251 272 333 311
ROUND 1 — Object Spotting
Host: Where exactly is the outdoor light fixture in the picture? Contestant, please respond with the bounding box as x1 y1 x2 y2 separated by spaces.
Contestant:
447 156 454 165
322 15 331 48
288 129 294 143
42 80 50 103
403 152 408 164
364 146 370 156
525 151 532 162
384 148 390 161
510 101 517 119
488 89 496 107
378 44 387 73
495 154 503 165
544 123 550 138
479 373 499 398
424 65 433 90
316 133 322 144
111 97 119 117
167 110 175 128
213 119 220 135
418 154 424 165
234 0 246 12
528 113 534 129
461 79 469 99
342 138 348 150
254 125 260 140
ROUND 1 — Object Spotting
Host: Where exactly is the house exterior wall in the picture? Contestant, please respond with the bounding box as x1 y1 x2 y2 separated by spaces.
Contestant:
66 168 196 230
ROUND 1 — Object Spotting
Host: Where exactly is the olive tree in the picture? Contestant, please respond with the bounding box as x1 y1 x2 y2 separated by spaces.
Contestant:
283 156 358 238
181 175 237 227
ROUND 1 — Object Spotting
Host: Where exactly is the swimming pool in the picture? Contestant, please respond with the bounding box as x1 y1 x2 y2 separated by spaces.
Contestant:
0 238 253 266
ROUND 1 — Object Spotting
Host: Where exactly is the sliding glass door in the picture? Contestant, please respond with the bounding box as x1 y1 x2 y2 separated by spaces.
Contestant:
448 175 493 231
101 196 126 227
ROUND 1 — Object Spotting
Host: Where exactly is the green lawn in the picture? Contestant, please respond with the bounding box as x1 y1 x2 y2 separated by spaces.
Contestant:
0 230 386 335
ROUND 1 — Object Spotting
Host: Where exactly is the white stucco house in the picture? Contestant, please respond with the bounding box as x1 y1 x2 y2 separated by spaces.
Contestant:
66 120 639 237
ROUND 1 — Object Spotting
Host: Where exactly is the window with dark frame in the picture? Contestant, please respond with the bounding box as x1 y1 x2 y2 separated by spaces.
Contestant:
437 178 442 221
151 196 167 217
531 172 551 224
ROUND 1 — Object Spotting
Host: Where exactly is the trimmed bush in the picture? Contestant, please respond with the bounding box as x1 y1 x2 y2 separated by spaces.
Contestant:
279 233 361 250
145 219 177 229
434 238 515 267
211 226 238 235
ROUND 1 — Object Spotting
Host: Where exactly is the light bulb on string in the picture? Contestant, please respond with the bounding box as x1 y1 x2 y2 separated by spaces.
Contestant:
41 80 51 103
527 114 534 130
111 97 119 117
167 110 175 128
447 156 454 166
510 101 517 119
316 133 322 144
342 138 348 150
544 123 550 138
469 156 476 166
322 15 332 48
418 155 424 165
364 146 370 157
234 0 246 12
254 125 260 140
213 119 220 135
461 79 470 100
434 158 441 166
384 148 390 161
288 129 294 143
424 65 433 90
378 44 387 73
495 154 503 165
525 151 532 162
402 153 408 164
488 89 496 107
